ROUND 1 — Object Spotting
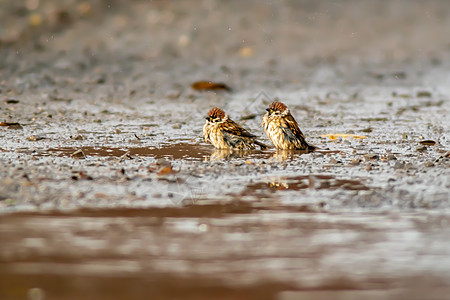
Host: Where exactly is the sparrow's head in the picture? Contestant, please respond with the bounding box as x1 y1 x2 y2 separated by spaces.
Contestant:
206 107 226 123
266 101 288 116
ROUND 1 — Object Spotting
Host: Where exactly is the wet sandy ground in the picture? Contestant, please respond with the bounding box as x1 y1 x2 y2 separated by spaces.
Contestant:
1 0 450 299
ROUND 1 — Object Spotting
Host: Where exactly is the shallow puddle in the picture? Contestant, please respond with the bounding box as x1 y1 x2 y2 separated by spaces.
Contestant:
42 144 314 161
44 143 213 160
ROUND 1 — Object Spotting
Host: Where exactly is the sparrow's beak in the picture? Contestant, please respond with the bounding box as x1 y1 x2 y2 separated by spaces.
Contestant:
266 108 271 112
205 116 210 121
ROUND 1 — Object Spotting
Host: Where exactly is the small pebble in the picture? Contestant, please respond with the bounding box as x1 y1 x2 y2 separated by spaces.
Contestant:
198 223 208 232
71 134 85 140
364 153 378 160
329 158 338 164
419 140 436 146
71 149 86 159
393 162 405 169
381 154 396 161
166 90 181 99
424 161 435 167
350 158 361 165
416 145 427 151
416 91 432 98
27 135 45 141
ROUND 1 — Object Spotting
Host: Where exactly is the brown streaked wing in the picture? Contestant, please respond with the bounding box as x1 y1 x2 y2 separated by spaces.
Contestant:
284 114 305 139
222 119 256 138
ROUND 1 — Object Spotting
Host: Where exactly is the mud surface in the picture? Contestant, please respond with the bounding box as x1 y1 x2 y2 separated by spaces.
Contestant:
1 0 450 299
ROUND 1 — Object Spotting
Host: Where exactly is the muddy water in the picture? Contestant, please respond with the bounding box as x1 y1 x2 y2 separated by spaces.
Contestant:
42 143 287 161
1 207 450 300
44 143 213 160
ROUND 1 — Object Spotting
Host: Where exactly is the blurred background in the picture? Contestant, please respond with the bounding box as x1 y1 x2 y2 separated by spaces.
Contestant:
2 0 450 95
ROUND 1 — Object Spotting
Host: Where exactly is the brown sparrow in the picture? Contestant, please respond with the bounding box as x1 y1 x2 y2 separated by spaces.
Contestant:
262 101 315 151
203 107 267 150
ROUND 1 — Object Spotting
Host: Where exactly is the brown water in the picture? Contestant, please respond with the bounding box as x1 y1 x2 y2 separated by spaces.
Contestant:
1 206 450 300
42 144 314 161
44 143 213 160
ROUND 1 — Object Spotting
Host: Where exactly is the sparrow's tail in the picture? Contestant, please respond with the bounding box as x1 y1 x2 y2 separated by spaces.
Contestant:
255 140 268 150
307 143 317 152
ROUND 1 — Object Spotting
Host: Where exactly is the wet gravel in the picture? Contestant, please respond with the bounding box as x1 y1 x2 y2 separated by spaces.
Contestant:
0 85 448 212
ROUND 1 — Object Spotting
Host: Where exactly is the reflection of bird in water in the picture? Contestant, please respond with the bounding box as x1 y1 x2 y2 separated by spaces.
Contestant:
272 149 310 161
209 149 252 160
268 181 289 191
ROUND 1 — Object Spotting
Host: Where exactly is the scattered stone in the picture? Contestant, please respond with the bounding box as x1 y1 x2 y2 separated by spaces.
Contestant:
381 154 396 161
360 117 388 122
350 158 362 165
156 159 171 166
120 151 133 160
1 122 23 129
435 151 450 163
5 99 20 104
419 140 436 146
71 149 86 159
72 171 93 180
417 91 432 98
71 134 85 140
424 161 435 167
166 90 181 99
27 135 45 141
393 162 405 169
364 153 378 160
96 76 106 84
366 164 372 171
396 93 410 98
172 124 182 129
404 163 416 170
416 145 427 151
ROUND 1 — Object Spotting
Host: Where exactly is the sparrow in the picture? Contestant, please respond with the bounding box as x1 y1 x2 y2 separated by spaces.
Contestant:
203 107 267 150
262 101 315 151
